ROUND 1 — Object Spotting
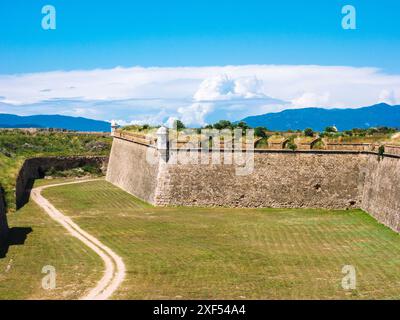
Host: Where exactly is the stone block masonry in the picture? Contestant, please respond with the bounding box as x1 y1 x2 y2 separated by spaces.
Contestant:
154 151 366 209
106 138 160 204
361 155 400 232
106 130 400 233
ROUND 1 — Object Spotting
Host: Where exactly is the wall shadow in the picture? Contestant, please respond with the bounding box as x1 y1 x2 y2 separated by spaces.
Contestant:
0 227 33 259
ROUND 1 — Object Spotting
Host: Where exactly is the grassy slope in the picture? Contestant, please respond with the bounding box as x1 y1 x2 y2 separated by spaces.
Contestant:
0 130 111 212
0 194 103 299
42 180 400 300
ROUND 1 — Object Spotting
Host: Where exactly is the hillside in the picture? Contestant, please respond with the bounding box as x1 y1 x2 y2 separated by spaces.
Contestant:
241 103 400 131
0 114 110 132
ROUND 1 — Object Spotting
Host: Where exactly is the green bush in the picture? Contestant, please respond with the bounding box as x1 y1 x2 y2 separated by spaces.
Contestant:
324 126 338 133
378 145 385 158
255 137 269 149
304 128 314 137
45 164 102 178
254 127 268 138
236 121 250 130
213 120 233 130
82 164 102 175
312 140 325 150
287 141 297 151
173 120 186 130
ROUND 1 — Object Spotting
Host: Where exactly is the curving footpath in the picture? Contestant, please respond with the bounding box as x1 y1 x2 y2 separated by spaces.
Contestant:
31 180 126 300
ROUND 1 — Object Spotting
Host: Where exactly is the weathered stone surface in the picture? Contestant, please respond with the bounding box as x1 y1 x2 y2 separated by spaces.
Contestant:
361 155 400 232
155 151 366 209
106 138 160 203
106 137 400 233
0 186 9 241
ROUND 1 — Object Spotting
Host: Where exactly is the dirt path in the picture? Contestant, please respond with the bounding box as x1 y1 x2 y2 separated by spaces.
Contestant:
31 179 126 300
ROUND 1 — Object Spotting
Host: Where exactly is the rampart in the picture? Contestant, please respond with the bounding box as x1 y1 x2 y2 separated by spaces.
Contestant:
0 187 8 241
361 155 400 232
106 129 400 232
106 137 160 203
16 156 108 209
154 150 367 209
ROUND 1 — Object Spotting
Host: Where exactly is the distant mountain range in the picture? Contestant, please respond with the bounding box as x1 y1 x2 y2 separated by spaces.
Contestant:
0 114 110 132
241 103 400 131
2 103 400 132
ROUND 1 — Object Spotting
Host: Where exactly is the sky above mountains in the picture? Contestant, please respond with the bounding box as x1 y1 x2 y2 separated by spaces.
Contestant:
1 1 400 126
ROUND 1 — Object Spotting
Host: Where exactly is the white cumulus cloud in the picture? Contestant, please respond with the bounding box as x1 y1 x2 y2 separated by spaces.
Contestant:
193 75 266 101
379 89 397 105
1 65 400 126
177 102 214 127
292 92 331 108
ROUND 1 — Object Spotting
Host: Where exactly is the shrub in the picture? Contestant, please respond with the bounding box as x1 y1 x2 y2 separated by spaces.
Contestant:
304 128 314 137
325 126 338 133
82 164 102 175
344 130 353 136
255 137 269 149
378 145 385 158
213 120 233 130
236 121 250 130
286 140 297 151
312 139 325 150
254 127 268 138
173 120 186 130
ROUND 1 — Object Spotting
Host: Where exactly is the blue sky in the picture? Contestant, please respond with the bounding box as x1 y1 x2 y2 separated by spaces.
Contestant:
0 1 399 125
1 0 400 73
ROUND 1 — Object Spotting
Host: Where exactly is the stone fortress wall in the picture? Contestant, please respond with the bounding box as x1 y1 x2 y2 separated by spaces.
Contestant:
361 155 400 232
16 156 108 209
1 155 108 240
0 187 8 242
154 151 366 209
106 128 400 233
106 137 160 204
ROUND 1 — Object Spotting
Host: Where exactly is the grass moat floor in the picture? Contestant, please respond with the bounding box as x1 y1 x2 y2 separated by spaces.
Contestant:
1 179 400 299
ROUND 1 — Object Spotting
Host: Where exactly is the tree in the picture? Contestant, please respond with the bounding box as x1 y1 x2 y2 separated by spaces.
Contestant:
304 128 314 137
287 141 297 151
378 145 385 158
325 126 338 133
213 120 233 130
254 127 268 138
173 120 186 130
236 121 250 130
344 130 353 136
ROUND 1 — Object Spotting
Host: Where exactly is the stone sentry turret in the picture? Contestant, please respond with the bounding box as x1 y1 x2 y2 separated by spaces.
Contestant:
110 120 119 137
157 126 169 162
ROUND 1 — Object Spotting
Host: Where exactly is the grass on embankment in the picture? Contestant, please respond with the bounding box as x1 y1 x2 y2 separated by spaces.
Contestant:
41 180 400 300
0 192 103 299
0 130 111 212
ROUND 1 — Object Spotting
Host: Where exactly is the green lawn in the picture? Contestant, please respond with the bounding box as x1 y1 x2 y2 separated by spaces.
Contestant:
0 196 103 300
38 180 400 300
